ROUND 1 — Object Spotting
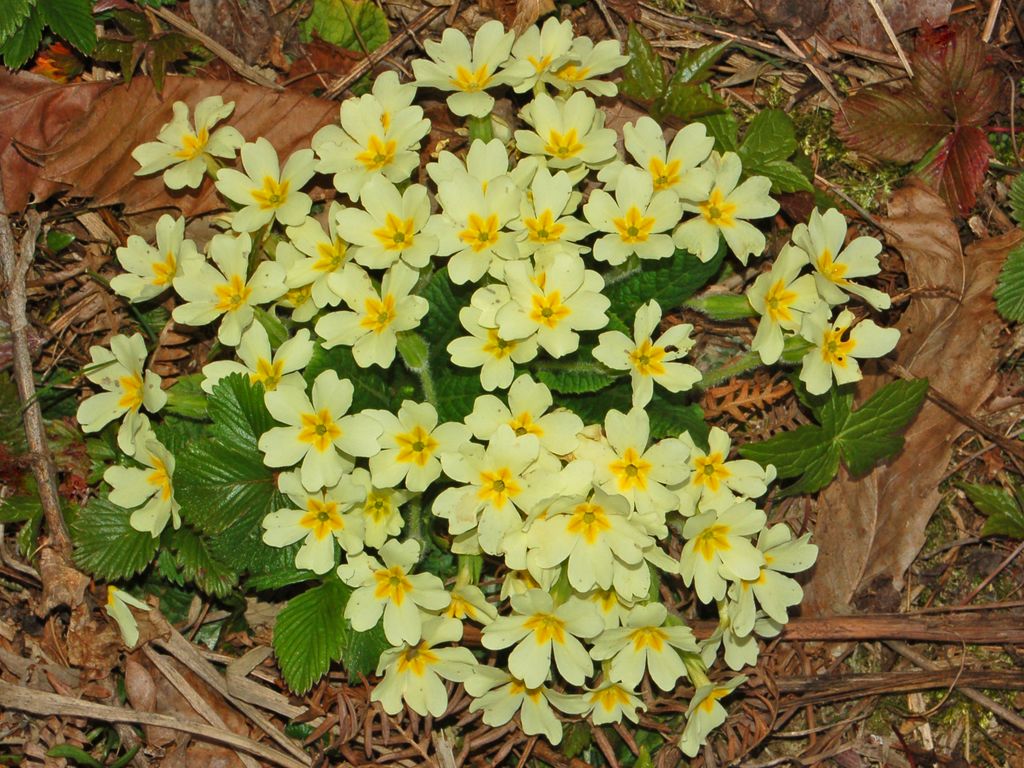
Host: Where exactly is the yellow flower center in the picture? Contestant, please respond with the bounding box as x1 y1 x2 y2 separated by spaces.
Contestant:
482 329 517 360
151 251 176 286
554 63 591 82
396 642 440 677
508 411 543 438
118 371 145 412
451 64 492 92
692 452 730 494
522 612 566 645
613 205 656 244
372 565 413 605
628 338 666 376
458 212 501 253
699 188 737 228
251 357 284 391
608 446 653 492
394 424 440 467
593 684 632 713
821 325 856 368
694 524 731 562
699 687 732 714
524 209 566 244
213 274 253 313
629 626 667 653
297 409 342 452
477 467 521 507
365 491 393 522
649 156 681 191
764 279 798 324
816 248 849 284
544 128 584 160
356 134 397 172
251 176 290 210
360 293 397 334
565 502 612 544
528 54 553 72
146 455 173 501
299 498 344 541
373 213 416 252
529 290 571 330
174 127 209 161
283 284 312 309
312 238 348 273
446 592 479 620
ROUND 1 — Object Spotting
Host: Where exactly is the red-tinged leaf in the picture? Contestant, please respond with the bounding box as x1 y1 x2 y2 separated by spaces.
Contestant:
1 72 339 214
916 126 992 214
834 88 948 163
912 27 1001 128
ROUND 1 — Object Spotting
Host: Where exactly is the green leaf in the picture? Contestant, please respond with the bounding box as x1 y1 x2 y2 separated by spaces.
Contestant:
646 398 709 448
746 159 814 193
621 22 664 102
273 579 349 694
46 745 103 768
606 245 725 321
206 374 274 453
961 482 1024 538
684 294 756 321
656 82 725 122
168 526 238 597
0 372 27 455
0 493 41 524
1009 174 1024 227
535 365 618 394
741 379 928 496
431 367 484 423
45 230 75 254
0 5 42 69
164 374 208 420
0 0 33 42
700 108 739 154
300 0 390 52
673 40 730 85
147 32 193 94
739 109 798 165
38 0 95 54
995 242 1024 321
254 306 289 349
305 344 407 412
71 498 159 580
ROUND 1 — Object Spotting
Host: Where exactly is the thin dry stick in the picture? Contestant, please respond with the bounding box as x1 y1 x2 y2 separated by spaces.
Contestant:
150 6 283 91
983 0 1004 42
865 0 914 77
959 539 1024 605
886 640 1024 732
774 27 842 107
0 178 71 559
0 679 309 768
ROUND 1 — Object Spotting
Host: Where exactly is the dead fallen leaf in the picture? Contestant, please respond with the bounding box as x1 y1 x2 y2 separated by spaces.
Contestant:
1 72 339 215
820 0 952 50
37 546 89 615
479 0 557 33
65 603 120 677
802 184 1017 615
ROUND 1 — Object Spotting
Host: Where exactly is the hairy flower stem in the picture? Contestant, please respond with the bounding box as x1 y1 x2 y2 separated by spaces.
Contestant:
467 114 494 143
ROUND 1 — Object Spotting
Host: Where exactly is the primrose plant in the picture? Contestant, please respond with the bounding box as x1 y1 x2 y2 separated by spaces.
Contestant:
71 16 902 759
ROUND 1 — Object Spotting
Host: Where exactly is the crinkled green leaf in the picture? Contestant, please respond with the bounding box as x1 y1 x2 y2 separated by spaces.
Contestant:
38 0 95 54
0 493 41 524
746 158 814 193
995 242 1024 321
304 343 411 412
838 378 929 476
656 82 724 122
168 525 238 598
962 482 1024 539
432 367 485 424
646 398 709 449
673 40 730 85
1009 174 1024 227
206 373 273 453
0 0 33 42
535 365 617 394
300 0 390 51
72 497 159 580
739 109 798 165
0 5 42 69
621 22 663 102
700 107 739 154
606 245 725 321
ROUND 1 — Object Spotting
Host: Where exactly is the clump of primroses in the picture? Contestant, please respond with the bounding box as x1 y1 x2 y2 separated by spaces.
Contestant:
81 15 898 758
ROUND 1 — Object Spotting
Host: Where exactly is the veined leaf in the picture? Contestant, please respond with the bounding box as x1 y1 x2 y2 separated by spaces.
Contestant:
71 497 159 580
621 22 663 102
606 245 725 321
38 0 95 55
1009 174 1024 227
0 0 33 42
535 365 618 394
300 0 390 51
961 482 1024 539
168 526 238 598
995 242 1024 321
0 5 42 69
739 109 798 165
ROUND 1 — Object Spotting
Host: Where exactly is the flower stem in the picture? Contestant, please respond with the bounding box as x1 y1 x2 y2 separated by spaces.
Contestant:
467 114 494 143
681 652 712 688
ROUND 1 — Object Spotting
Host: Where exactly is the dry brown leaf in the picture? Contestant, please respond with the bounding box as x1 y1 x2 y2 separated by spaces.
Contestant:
1 73 339 215
820 0 952 49
802 184 1017 615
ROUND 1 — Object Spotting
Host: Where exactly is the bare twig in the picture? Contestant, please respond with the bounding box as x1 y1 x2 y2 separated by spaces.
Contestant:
0 177 72 561
982 0 1004 42
865 0 914 77
149 6 283 91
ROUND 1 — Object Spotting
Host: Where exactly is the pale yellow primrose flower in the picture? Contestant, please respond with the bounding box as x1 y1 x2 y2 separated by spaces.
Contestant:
592 300 701 408
111 214 202 303
465 373 584 459
343 467 408 549
411 19 516 118
444 583 498 625
515 91 617 174
259 369 382 492
673 151 779 264
510 166 594 259
599 117 714 200
679 501 766 604
729 523 818 636
372 616 478 717
676 427 776 515
104 435 179 537
172 233 286 347
792 207 892 310
338 539 450 646
584 681 646 726
365 400 471 493
679 676 747 757
315 264 428 369
447 306 539 392
261 469 365 575
214 138 315 232
584 587 634 629
589 603 699 691
701 609 780 671
502 17 575 93
312 88 429 203
427 138 531 193
201 323 313 397
77 333 166 455
575 406 690 520
747 243 822 365
481 588 603 688
798 307 900 396
132 96 243 190
272 239 318 322
105 586 150 647
276 204 354 310
334 177 438 271
584 166 682 265
496 252 610 358
549 36 630 96
465 666 587 745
